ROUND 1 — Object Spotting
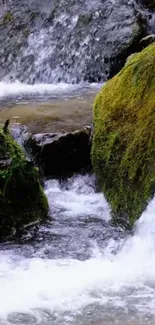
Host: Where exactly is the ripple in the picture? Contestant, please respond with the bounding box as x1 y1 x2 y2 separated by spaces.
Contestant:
7 313 37 325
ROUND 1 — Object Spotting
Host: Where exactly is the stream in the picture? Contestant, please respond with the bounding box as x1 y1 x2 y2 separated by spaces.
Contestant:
0 82 100 133
0 83 155 325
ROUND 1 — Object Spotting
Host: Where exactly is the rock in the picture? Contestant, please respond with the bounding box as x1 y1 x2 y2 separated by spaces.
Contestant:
92 43 155 226
138 0 155 10
24 126 92 178
0 127 48 241
139 34 155 47
0 0 149 83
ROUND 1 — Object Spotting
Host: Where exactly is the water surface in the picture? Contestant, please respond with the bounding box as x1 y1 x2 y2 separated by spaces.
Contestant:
0 174 155 325
0 82 101 133
0 82 155 325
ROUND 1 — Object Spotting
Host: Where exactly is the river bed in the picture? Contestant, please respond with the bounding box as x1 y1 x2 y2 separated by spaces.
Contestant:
0 83 155 325
0 82 100 133
0 174 155 325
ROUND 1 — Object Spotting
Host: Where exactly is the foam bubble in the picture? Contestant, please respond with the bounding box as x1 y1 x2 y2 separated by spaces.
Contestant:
44 174 111 220
0 176 155 322
0 81 101 99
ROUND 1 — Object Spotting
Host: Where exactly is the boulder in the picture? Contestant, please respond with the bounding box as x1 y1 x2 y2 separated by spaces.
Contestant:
24 126 92 178
92 43 155 226
0 0 148 83
0 127 48 241
138 0 155 10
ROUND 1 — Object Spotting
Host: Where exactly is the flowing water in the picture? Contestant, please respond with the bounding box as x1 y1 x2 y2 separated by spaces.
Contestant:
1 0 155 322
1 84 155 325
0 172 155 325
0 82 100 133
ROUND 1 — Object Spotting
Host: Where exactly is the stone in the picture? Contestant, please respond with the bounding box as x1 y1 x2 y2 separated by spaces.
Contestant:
92 43 155 226
0 0 149 83
24 125 92 178
138 0 155 10
0 127 48 241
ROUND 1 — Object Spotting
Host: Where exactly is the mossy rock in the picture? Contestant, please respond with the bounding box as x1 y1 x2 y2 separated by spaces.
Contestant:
0 128 48 240
92 43 155 226
1 11 13 25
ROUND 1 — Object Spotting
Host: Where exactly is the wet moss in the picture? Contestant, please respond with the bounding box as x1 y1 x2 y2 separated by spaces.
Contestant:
1 12 13 25
92 43 155 226
0 128 48 240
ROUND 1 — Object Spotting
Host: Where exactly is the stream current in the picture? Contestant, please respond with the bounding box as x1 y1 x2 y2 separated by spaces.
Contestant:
0 83 155 325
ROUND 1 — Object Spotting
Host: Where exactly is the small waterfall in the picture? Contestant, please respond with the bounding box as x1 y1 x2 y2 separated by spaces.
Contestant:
0 175 155 324
0 0 146 84
1 1 155 324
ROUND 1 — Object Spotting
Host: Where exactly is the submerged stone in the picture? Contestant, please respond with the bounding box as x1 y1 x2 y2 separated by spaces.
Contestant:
0 127 48 241
24 126 92 178
92 43 155 226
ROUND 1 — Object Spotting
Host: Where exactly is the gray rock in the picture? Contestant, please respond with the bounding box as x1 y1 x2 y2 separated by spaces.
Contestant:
138 0 155 10
0 0 150 83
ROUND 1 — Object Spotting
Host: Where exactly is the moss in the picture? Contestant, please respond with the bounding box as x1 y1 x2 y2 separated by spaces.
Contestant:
1 12 13 25
0 128 48 240
92 43 155 226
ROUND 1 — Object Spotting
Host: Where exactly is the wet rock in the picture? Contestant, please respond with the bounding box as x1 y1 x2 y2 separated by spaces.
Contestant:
0 127 48 241
0 0 150 83
139 34 155 47
138 0 155 10
24 125 92 178
92 43 155 227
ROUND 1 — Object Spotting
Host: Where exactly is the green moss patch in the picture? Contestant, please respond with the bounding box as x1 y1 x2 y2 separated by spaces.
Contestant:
0 12 13 25
0 128 48 240
92 43 155 226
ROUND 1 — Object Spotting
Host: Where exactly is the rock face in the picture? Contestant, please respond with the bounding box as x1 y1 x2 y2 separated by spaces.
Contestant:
92 43 155 226
24 126 92 178
0 127 48 240
138 0 155 10
0 0 149 83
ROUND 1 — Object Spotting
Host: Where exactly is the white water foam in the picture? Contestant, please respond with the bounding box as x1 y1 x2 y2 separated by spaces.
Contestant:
44 174 111 220
0 175 155 320
0 81 82 98
0 81 101 99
